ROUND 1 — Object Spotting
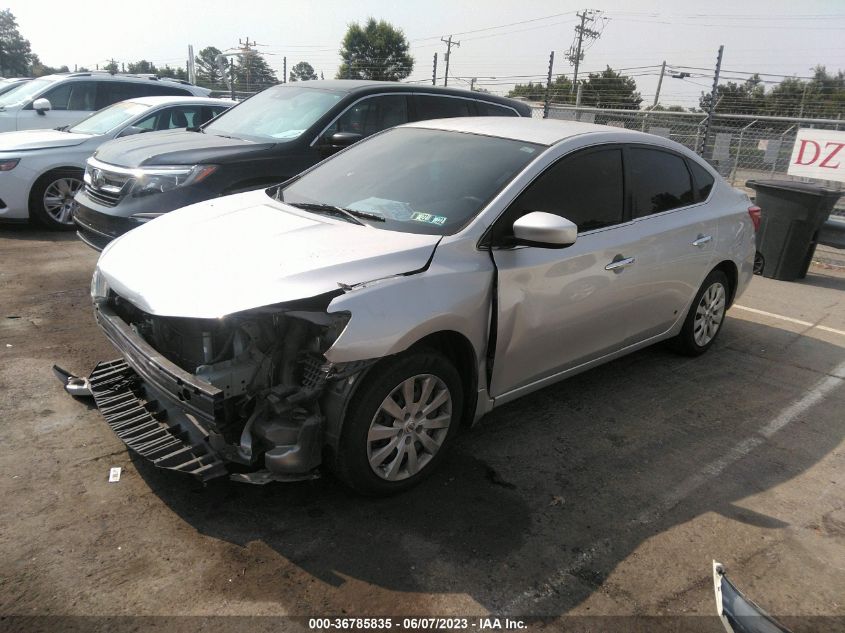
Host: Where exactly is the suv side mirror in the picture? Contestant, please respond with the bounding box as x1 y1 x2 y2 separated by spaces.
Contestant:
328 131 362 148
512 212 577 248
32 98 52 114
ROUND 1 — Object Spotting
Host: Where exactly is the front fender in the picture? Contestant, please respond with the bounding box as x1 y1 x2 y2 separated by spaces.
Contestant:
323 240 493 367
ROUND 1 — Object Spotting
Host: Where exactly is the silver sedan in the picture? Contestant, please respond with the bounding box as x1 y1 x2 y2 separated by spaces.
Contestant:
77 117 756 495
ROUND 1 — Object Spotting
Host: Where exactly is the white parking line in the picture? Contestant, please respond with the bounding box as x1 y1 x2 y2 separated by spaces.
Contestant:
733 305 845 338
504 358 845 613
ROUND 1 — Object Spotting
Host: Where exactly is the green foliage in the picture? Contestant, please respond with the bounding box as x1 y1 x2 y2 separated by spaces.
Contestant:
28 54 68 77
699 67 845 118
0 9 33 76
195 46 224 85
127 60 157 74
235 49 277 90
103 60 119 73
509 67 642 109
579 67 642 109
289 60 317 82
158 65 188 81
336 18 413 81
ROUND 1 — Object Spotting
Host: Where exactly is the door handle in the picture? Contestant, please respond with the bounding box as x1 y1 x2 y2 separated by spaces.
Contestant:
605 256 636 272
691 234 713 247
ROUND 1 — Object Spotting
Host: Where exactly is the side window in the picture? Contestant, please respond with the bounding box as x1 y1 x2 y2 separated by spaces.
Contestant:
43 82 97 111
688 159 715 201
133 112 159 130
144 84 192 97
325 95 408 138
202 106 228 124
96 82 148 109
413 95 473 120
475 101 518 117
630 148 695 217
494 148 624 243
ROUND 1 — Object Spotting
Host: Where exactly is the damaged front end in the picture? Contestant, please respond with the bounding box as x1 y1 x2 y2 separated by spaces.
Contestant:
67 286 364 484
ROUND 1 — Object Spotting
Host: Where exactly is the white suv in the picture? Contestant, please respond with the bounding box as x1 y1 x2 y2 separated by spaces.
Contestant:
0 72 211 133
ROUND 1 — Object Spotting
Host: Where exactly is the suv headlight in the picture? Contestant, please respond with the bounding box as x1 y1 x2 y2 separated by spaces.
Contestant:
130 165 217 197
90 267 110 301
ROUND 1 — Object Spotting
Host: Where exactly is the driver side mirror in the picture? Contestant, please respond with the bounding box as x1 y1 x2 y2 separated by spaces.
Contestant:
32 98 51 115
512 212 577 248
327 131 362 149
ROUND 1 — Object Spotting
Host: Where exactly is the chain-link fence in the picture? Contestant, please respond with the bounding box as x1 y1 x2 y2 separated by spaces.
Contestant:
530 104 844 198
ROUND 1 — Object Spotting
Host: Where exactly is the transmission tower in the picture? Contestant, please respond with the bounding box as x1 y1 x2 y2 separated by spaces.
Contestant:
566 10 607 93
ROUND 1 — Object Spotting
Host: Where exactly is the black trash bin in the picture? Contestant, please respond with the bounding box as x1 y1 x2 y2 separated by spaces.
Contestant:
746 179 841 281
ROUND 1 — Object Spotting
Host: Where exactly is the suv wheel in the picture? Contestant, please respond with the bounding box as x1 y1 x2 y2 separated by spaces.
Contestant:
29 169 83 230
333 350 463 495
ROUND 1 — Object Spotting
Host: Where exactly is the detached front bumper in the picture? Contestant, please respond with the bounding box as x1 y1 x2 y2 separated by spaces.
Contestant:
82 301 324 483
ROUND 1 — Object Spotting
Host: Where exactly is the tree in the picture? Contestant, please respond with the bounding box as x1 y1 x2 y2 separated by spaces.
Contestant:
235 49 277 90
28 54 68 77
158 65 188 81
579 67 642 109
195 46 224 85
699 75 765 115
336 18 413 81
508 76 576 104
289 60 317 82
103 59 119 74
127 60 157 74
0 9 33 76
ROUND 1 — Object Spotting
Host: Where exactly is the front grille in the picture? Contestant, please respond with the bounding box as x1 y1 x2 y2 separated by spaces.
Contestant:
84 184 121 207
84 165 134 208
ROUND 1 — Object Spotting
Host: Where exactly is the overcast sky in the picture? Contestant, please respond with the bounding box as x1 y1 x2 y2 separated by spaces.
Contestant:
5 0 845 109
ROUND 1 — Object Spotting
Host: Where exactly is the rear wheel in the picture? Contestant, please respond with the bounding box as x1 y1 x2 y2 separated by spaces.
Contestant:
29 169 83 230
669 269 730 356
332 350 463 495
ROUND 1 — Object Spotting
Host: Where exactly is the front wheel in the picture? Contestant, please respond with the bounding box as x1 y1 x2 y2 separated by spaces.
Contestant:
332 350 463 495
668 269 730 357
29 169 84 230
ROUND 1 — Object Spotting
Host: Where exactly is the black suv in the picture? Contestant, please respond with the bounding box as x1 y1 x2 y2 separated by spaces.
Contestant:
73 80 532 249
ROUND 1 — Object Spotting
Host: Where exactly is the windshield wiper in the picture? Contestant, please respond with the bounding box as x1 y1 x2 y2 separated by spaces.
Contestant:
287 202 385 225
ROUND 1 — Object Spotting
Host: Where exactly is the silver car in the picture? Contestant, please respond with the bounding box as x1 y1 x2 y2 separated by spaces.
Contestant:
74 117 757 494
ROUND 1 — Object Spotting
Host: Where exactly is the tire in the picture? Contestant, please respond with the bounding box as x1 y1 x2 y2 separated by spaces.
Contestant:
668 269 730 357
332 350 463 495
29 169 84 230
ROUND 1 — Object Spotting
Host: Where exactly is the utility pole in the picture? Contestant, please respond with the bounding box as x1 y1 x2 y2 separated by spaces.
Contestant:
238 37 256 91
699 44 724 157
432 52 437 86
652 60 666 108
283 56 287 83
230 59 235 100
470 77 477 91
543 51 555 119
566 10 603 93
441 35 460 86
798 82 809 118
187 45 195 84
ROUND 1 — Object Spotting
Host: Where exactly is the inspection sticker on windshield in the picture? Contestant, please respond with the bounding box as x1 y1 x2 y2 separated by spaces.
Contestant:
410 212 447 226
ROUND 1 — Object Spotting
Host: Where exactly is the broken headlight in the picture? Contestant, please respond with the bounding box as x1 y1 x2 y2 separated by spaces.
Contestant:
90 267 109 301
130 165 217 197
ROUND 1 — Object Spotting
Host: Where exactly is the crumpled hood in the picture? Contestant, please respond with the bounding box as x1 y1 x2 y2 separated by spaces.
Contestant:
93 129 274 167
97 190 441 318
0 129 93 151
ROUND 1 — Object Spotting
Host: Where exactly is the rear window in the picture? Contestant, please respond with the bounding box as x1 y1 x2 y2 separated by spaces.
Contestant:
688 159 715 200
630 148 695 217
414 95 473 120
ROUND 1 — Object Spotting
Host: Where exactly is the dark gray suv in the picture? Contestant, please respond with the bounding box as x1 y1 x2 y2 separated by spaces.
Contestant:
73 80 532 250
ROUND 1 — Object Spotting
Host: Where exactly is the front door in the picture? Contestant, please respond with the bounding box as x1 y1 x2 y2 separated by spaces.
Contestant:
488 146 642 397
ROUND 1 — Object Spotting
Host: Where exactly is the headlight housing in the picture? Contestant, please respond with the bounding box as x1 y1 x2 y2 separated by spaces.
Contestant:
90 267 110 301
130 165 217 197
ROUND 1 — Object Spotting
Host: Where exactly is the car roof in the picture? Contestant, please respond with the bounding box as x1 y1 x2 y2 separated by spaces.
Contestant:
404 116 667 147
266 80 528 108
122 96 235 107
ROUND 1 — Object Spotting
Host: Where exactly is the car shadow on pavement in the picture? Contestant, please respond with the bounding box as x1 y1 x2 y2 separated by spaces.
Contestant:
132 318 845 617
798 270 845 292
0 224 79 242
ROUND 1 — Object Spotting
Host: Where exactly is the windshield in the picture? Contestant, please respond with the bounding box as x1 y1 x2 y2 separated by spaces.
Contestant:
0 77 55 107
204 85 343 142
278 127 542 236
69 101 150 135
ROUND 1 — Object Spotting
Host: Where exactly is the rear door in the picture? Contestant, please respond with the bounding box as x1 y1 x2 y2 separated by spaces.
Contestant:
489 146 645 397
621 146 718 342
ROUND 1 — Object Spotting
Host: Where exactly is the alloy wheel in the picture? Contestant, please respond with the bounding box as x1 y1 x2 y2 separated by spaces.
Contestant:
43 176 83 225
693 282 726 347
367 373 452 481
